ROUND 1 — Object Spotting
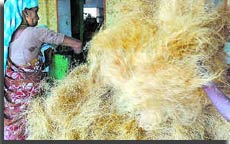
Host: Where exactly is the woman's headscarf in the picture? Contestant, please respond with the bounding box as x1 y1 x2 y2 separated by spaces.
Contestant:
4 0 38 74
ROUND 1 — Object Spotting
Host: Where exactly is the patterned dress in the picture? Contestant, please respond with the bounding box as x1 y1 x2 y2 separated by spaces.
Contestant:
4 57 44 140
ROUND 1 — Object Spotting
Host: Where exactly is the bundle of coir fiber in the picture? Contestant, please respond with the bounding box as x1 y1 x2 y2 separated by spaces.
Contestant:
26 0 230 140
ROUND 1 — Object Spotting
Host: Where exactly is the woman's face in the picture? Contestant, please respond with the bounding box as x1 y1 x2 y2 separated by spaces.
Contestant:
25 7 39 26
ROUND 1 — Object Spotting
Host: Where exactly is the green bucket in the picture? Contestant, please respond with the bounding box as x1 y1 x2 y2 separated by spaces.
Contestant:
49 54 71 80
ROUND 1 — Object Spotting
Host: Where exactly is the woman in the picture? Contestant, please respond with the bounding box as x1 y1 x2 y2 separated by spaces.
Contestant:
4 0 82 140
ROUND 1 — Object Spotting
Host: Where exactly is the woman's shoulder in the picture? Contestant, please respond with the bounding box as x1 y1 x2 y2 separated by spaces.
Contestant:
25 26 49 33
23 26 51 39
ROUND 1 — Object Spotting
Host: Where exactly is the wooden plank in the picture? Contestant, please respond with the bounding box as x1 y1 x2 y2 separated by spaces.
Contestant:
57 0 72 36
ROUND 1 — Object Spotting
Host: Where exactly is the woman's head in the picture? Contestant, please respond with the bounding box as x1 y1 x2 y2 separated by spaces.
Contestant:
22 7 39 27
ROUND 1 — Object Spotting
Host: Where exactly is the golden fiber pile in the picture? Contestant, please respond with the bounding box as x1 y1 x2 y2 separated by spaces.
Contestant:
27 65 145 139
26 0 230 140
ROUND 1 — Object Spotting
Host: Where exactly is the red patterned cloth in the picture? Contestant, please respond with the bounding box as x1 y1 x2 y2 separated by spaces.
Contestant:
4 58 44 140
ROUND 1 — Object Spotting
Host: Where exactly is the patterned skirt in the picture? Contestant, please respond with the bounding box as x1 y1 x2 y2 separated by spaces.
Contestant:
4 58 44 140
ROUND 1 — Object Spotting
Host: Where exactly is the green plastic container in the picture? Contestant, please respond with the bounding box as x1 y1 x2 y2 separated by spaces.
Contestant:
49 54 71 80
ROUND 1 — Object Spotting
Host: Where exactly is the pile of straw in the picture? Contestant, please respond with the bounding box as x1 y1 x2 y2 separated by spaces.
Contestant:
26 0 230 140
27 65 146 139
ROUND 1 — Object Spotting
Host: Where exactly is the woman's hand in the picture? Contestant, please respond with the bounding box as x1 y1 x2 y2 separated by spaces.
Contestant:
72 43 82 54
63 36 82 54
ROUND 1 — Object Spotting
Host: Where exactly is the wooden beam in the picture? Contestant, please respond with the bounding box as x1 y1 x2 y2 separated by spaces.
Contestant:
79 0 84 42
224 0 228 11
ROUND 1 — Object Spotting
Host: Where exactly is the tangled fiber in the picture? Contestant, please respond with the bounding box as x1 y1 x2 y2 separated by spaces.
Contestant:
26 0 230 140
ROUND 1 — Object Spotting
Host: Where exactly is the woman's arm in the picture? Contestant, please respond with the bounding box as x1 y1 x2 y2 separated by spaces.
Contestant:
33 27 82 54
62 36 82 54
202 82 230 121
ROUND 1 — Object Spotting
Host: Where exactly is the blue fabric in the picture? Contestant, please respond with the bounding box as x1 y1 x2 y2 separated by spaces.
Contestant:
4 0 38 74
38 24 54 72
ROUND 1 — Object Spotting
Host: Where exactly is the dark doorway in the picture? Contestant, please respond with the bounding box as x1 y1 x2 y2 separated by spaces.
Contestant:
70 0 105 65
